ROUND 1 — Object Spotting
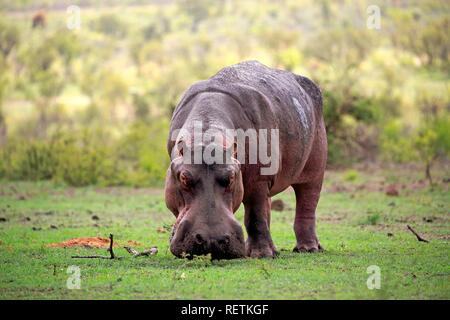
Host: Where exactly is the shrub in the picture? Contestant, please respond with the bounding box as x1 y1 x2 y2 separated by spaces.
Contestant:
322 87 381 165
0 121 171 187
0 138 57 180
344 169 359 181
379 120 416 163
115 120 170 187
90 14 128 38
413 116 450 184
52 130 108 187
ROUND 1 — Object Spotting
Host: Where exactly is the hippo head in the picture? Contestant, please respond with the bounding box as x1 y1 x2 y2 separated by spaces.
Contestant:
165 143 245 260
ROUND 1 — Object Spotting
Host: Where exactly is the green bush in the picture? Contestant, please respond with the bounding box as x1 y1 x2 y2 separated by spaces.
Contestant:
0 123 171 187
344 169 359 181
90 14 128 38
51 131 108 187
322 87 382 165
115 120 170 187
0 138 57 180
379 120 416 163
413 116 450 184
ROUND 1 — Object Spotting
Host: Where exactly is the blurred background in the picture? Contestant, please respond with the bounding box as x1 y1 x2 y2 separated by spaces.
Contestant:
0 0 448 187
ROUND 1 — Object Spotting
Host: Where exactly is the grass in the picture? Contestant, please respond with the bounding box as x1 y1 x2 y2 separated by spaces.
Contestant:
0 164 448 299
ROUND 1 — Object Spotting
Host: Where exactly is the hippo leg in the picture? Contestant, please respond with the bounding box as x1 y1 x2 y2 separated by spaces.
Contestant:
244 188 279 258
292 182 323 253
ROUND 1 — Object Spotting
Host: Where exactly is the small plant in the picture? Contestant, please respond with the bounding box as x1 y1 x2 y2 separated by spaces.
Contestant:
367 213 380 225
361 209 381 225
162 222 174 233
254 259 271 279
344 169 359 181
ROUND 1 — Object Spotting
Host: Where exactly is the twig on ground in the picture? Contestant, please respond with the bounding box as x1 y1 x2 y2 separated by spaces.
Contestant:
407 225 430 243
124 246 139 256
124 246 158 258
72 234 122 259
107 233 115 258
71 255 114 259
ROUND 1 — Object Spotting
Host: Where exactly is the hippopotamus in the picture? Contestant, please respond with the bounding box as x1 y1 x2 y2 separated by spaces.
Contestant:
165 60 327 259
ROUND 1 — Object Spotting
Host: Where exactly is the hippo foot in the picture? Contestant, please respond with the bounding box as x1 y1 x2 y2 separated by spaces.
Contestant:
293 239 323 253
246 238 279 258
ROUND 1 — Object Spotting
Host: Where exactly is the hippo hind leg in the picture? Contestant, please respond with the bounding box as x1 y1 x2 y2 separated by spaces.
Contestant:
292 112 327 253
291 182 323 252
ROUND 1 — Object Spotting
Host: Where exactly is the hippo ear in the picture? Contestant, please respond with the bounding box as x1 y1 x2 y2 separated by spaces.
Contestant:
225 141 238 164
175 140 184 156
170 154 184 177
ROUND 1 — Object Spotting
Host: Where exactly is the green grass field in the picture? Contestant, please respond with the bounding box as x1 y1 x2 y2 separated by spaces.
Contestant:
0 164 448 299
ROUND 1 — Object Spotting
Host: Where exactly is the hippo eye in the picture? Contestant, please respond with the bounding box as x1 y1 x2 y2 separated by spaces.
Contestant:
217 172 235 189
179 171 194 189
217 177 231 188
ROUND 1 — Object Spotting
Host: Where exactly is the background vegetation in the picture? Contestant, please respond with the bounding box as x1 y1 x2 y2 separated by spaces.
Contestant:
0 0 448 187
0 0 448 300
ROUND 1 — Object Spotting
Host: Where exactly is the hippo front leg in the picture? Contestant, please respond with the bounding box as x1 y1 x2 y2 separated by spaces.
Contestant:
244 187 279 258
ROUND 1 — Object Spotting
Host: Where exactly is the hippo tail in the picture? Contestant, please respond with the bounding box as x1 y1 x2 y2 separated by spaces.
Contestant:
294 75 323 113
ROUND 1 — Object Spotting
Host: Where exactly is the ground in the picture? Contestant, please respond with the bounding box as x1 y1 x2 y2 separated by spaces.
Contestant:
0 164 448 299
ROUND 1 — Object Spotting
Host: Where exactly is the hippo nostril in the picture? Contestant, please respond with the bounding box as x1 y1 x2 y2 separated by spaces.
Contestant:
217 234 231 246
195 233 205 245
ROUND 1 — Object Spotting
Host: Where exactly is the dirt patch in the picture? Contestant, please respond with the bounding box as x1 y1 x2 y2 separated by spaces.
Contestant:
271 199 285 211
47 237 141 248
48 236 115 248
386 185 399 196
125 240 141 246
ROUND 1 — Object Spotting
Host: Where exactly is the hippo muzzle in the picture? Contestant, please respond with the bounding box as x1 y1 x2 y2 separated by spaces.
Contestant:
170 214 245 259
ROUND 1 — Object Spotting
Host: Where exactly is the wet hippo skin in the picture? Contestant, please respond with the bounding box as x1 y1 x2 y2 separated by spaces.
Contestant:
165 61 327 259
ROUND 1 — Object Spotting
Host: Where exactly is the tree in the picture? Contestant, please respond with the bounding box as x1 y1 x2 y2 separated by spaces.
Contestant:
420 17 449 67
0 21 20 146
0 64 9 146
177 0 224 31
47 30 82 77
0 20 20 58
305 26 377 67
91 14 128 38
23 38 66 137
413 117 450 185
389 10 449 68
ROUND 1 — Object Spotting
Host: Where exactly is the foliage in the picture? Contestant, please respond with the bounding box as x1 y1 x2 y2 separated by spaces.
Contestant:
0 0 448 184
344 169 359 181
413 116 450 184
90 14 128 38
0 19 20 58
379 120 416 163
0 127 169 187
389 9 449 69
321 76 382 165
